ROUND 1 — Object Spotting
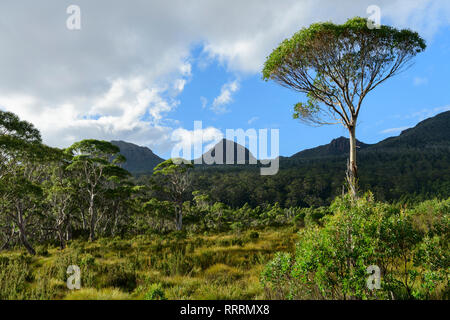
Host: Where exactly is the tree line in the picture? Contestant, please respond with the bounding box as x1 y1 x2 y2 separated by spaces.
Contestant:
0 110 141 254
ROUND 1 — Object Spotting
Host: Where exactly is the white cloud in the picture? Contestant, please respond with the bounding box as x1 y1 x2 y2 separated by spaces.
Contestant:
211 80 240 114
248 116 259 125
200 96 208 109
382 0 450 39
171 126 223 159
0 0 449 153
382 104 450 134
407 105 450 120
173 79 187 93
380 126 410 134
413 76 428 86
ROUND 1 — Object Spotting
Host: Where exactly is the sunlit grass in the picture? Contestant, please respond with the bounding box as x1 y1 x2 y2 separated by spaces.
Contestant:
0 227 295 300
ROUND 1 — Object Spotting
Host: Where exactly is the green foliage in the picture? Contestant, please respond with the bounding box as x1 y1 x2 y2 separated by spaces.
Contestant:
0 226 295 300
262 195 449 300
249 231 260 240
144 283 167 300
262 16 426 191
98 263 137 292
0 110 41 143
153 158 193 176
261 252 293 299
0 111 448 301
0 255 32 299
182 143 450 209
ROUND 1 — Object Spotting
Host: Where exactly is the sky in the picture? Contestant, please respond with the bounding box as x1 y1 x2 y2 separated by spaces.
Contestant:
0 0 449 159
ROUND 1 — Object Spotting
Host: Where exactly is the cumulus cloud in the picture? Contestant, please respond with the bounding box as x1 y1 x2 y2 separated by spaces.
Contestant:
171 125 224 160
0 0 448 154
211 80 240 114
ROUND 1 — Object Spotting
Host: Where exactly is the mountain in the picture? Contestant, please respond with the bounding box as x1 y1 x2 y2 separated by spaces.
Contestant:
370 110 450 150
291 136 371 159
288 110 450 161
111 140 164 174
194 139 257 165
112 110 450 174
189 111 450 208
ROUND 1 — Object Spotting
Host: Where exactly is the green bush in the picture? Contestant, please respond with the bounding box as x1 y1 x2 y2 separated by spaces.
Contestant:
0 256 32 299
248 231 260 240
36 244 49 257
144 283 167 300
262 194 449 300
261 252 293 299
98 263 137 292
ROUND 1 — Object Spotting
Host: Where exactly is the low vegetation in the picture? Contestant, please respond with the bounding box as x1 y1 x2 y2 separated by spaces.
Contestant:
0 226 296 300
0 196 447 300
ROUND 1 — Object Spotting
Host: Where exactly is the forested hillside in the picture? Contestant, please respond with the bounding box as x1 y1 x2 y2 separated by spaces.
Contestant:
134 111 450 208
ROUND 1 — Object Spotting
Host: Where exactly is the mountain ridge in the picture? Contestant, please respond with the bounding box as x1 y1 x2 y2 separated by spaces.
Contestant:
194 138 257 165
110 140 164 174
112 110 450 174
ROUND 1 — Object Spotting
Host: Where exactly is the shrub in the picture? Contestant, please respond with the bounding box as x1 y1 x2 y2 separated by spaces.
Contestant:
261 252 293 299
36 244 49 257
0 256 32 299
248 231 260 240
144 283 167 300
262 194 449 300
99 263 137 292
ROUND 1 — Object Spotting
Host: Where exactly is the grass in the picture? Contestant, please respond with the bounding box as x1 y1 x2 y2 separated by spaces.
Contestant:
0 227 297 300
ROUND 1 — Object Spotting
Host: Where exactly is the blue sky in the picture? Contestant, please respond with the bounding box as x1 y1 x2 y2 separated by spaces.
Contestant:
0 1 449 159
168 26 450 158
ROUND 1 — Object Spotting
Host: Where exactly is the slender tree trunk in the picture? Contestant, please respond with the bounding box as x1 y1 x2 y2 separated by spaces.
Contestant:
16 205 36 255
66 224 72 241
89 193 96 241
89 210 96 241
18 225 35 255
175 205 183 231
58 228 66 249
178 211 183 231
349 126 358 179
347 125 358 198
80 209 87 229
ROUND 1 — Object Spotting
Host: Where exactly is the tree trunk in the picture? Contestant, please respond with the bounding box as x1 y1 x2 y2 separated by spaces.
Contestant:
178 212 183 231
80 210 87 230
347 125 358 198
16 206 36 255
18 225 35 255
66 224 72 241
89 194 96 241
58 228 66 250
89 211 96 241
175 205 183 231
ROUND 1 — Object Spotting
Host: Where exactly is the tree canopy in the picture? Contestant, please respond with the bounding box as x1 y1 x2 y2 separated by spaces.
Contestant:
262 17 426 127
262 17 426 196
